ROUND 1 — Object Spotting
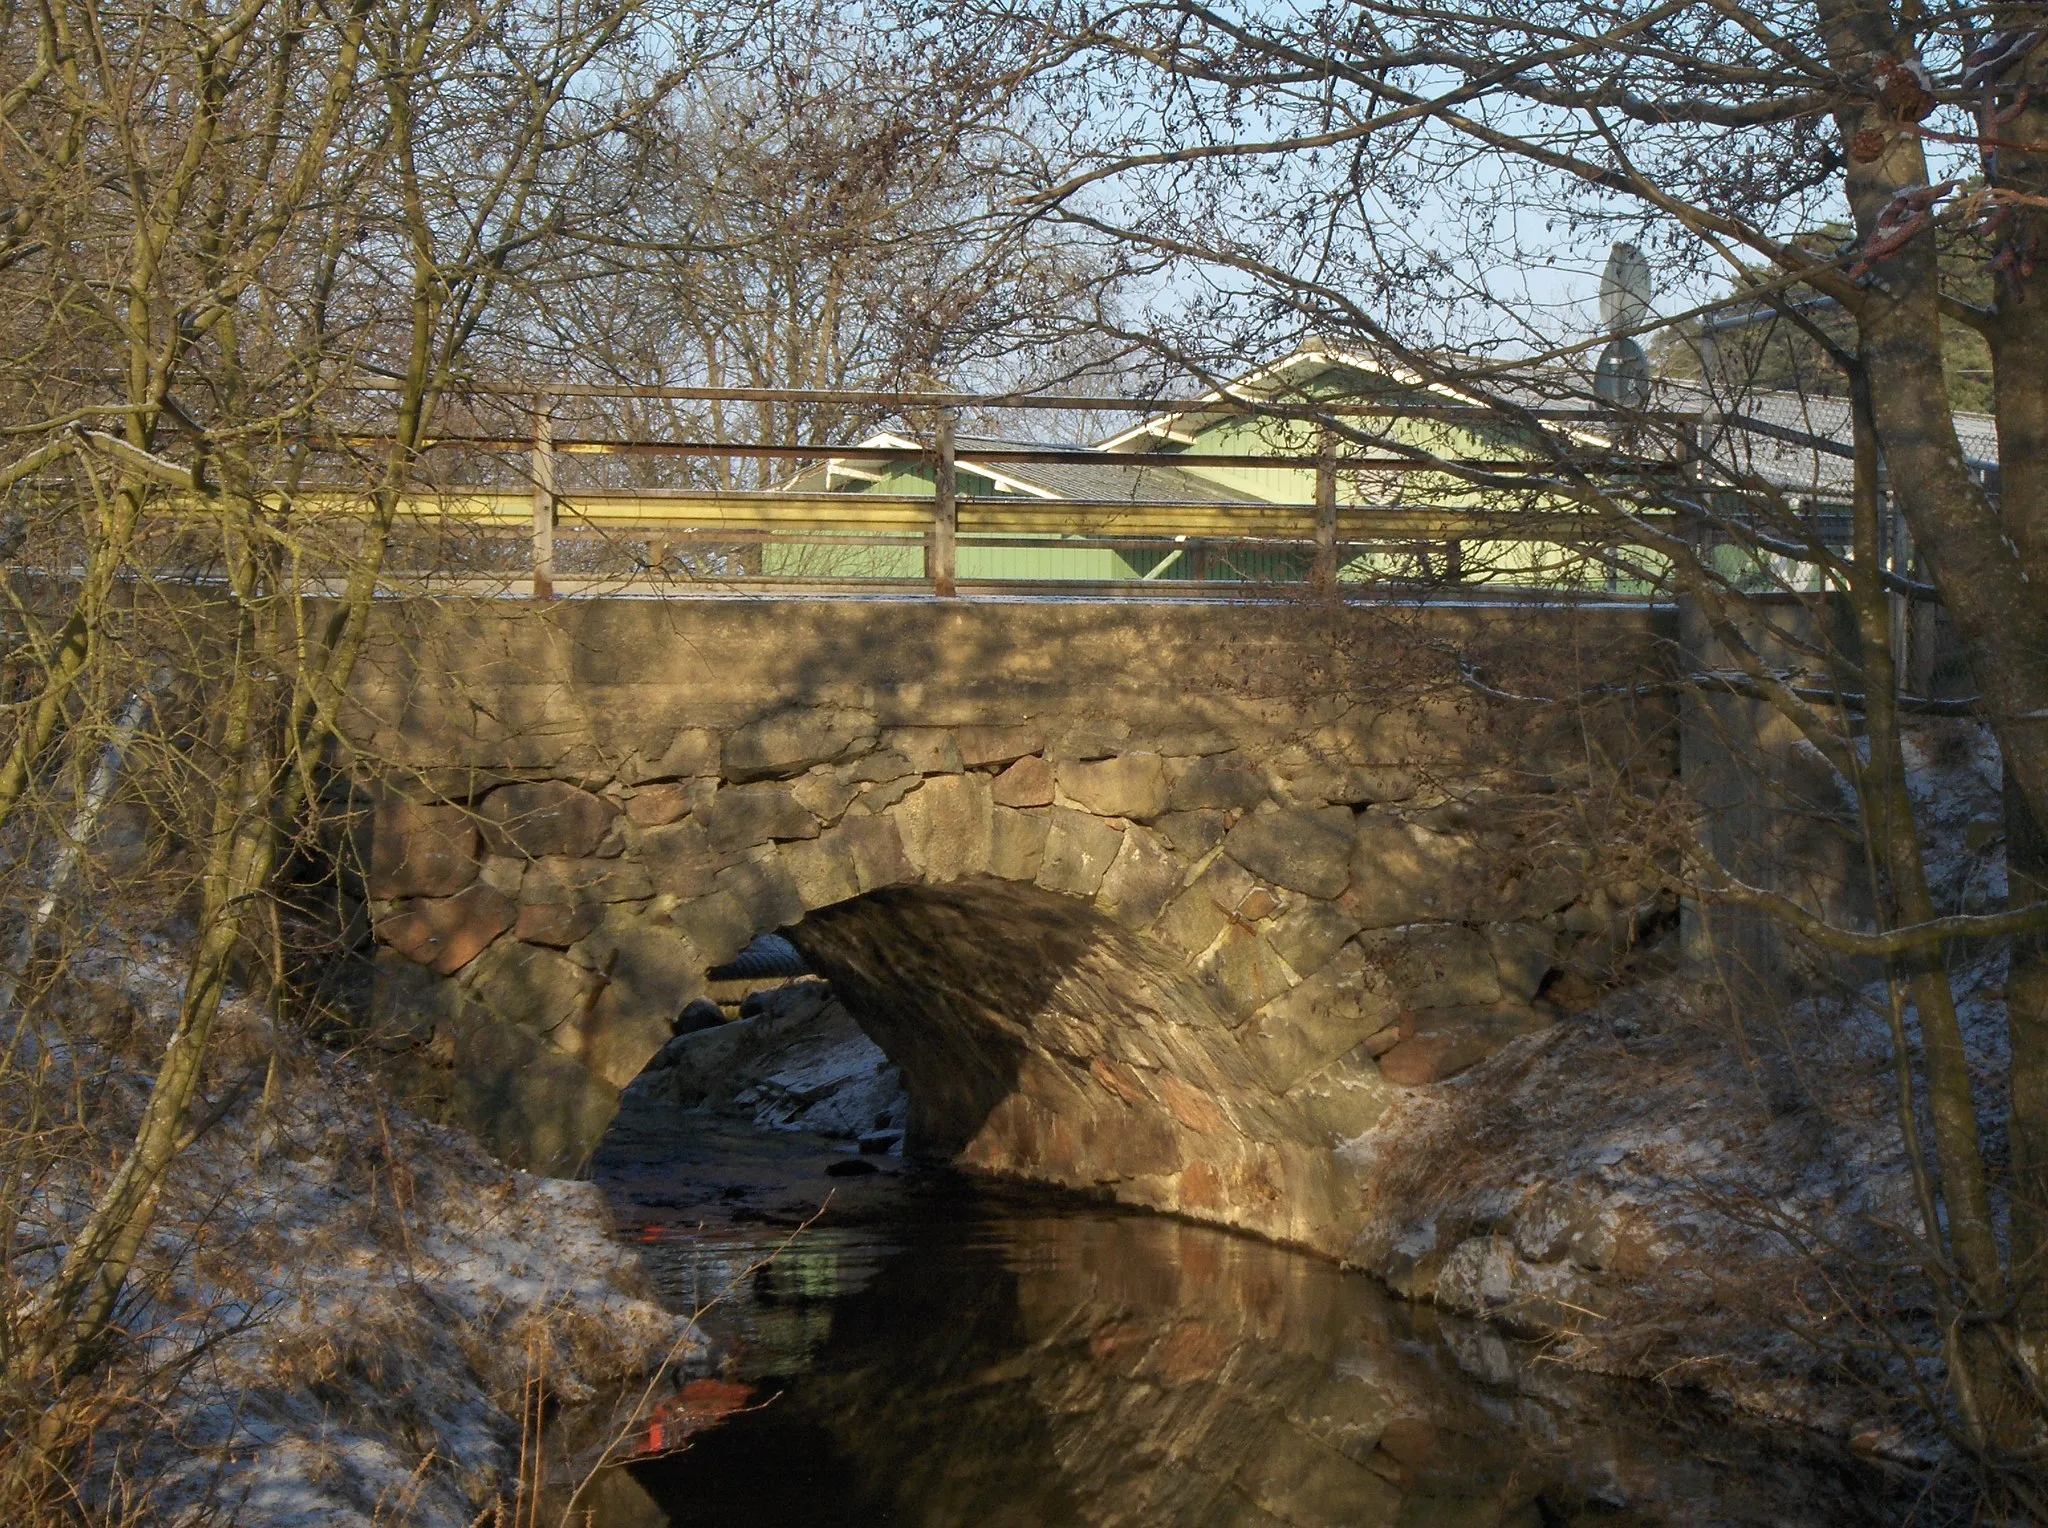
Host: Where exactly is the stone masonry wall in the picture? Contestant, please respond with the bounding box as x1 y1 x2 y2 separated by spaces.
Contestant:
343 596 1674 1255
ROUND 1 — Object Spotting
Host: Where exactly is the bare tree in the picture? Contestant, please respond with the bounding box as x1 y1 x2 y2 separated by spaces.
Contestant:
516 29 1122 479
0 0 748 1494
958 0 2048 1488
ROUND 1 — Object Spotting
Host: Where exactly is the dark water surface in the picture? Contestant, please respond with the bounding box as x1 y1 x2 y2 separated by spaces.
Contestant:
573 1097 1904 1527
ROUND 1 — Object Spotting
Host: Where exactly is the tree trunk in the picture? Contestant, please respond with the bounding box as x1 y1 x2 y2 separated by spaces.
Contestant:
1988 24 2048 1394
1816 0 2048 874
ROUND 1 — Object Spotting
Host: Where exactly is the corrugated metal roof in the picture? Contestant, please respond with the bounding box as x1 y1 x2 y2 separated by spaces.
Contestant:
1652 383 1998 499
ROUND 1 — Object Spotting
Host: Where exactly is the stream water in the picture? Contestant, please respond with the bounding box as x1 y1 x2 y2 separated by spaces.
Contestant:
569 1094 1907 1527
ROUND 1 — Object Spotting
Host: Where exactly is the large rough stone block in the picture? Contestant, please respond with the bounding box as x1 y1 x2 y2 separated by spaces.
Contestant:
883 726 963 773
702 782 820 852
521 855 651 905
370 800 479 899
1167 752 1267 811
781 832 861 910
1223 805 1355 898
1153 854 1257 957
375 882 516 975
715 850 806 932
1376 1003 1552 1085
990 806 1049 881
1055 752 1168 820
463 939 601 1033
1244 942 1403 1088
1197 923 1294 1014
619 727 717 785
478 781 616 859
790 769 860 824
892 773 994 882
1494 850 1588 920
1362 923 1501 1009
1487 920 1559 1003
371 947 467 1043
623 782 694 827
606 720 720 778
637 818 716 900
1266 747 1406 809
838 814 917 891
838 746 917 786
478 854 523 895
991 754 1054 808
573 916 705 1048
1265 897 1362 978
1284 1047 1395 1143
724 706 877 781
451 1015 619 1176
514 901 600 948
850 776 918 815
1095 824 1185 930
1156 809 1229 859
669 889 754 968
553 984 679 1090
956 724 1043 767
1036 806 1125 897
1347 814 1484 928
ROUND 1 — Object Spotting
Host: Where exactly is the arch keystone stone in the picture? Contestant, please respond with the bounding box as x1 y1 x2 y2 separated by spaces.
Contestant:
892 773 995 881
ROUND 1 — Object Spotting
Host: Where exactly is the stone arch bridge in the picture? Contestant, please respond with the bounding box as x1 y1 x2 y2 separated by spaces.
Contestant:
349 596 1673 1258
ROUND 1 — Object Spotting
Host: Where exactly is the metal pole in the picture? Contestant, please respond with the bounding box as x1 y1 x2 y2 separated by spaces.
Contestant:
1313 431 1338 596
532 401 556 601
932 410 957 597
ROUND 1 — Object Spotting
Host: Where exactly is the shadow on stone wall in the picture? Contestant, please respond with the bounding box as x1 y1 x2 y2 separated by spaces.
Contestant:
787 880 1242 1164
349 596 1678 1249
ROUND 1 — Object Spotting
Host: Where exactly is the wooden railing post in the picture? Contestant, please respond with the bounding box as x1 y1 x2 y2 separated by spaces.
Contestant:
531 400 556 601
1312 429 1337 596
932 408 957 597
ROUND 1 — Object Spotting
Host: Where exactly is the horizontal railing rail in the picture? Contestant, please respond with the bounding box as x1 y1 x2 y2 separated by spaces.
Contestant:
58 379 1871 600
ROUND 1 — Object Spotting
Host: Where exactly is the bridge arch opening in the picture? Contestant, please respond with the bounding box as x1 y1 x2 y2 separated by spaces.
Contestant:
785 878 1239 1172
615 876 1356 1246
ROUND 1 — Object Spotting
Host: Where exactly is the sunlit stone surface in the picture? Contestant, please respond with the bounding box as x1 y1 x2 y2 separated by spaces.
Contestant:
349 596 1676 1247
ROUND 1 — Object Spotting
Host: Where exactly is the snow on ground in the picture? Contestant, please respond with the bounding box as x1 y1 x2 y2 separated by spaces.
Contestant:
9 933 699 1528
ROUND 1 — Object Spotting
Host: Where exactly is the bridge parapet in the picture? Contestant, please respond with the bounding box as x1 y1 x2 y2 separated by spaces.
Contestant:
346 595 1673 1254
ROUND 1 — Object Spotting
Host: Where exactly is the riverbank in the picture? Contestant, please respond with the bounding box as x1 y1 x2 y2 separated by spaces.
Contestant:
1338 957 1987 1464
1330 718 2011 1465
7 934 698 1528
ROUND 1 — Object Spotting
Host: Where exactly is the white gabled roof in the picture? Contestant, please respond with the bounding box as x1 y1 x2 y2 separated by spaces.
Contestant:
1092 341 1616 453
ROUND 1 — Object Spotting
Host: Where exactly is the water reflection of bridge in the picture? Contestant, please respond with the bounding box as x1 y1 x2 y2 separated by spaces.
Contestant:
585 1188 1891 1526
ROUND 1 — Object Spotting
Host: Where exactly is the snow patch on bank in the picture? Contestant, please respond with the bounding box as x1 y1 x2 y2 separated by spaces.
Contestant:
11 937 698 1528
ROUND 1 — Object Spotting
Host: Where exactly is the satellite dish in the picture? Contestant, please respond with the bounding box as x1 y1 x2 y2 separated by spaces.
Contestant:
1600 242 1653 334
1595 337 1652 408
